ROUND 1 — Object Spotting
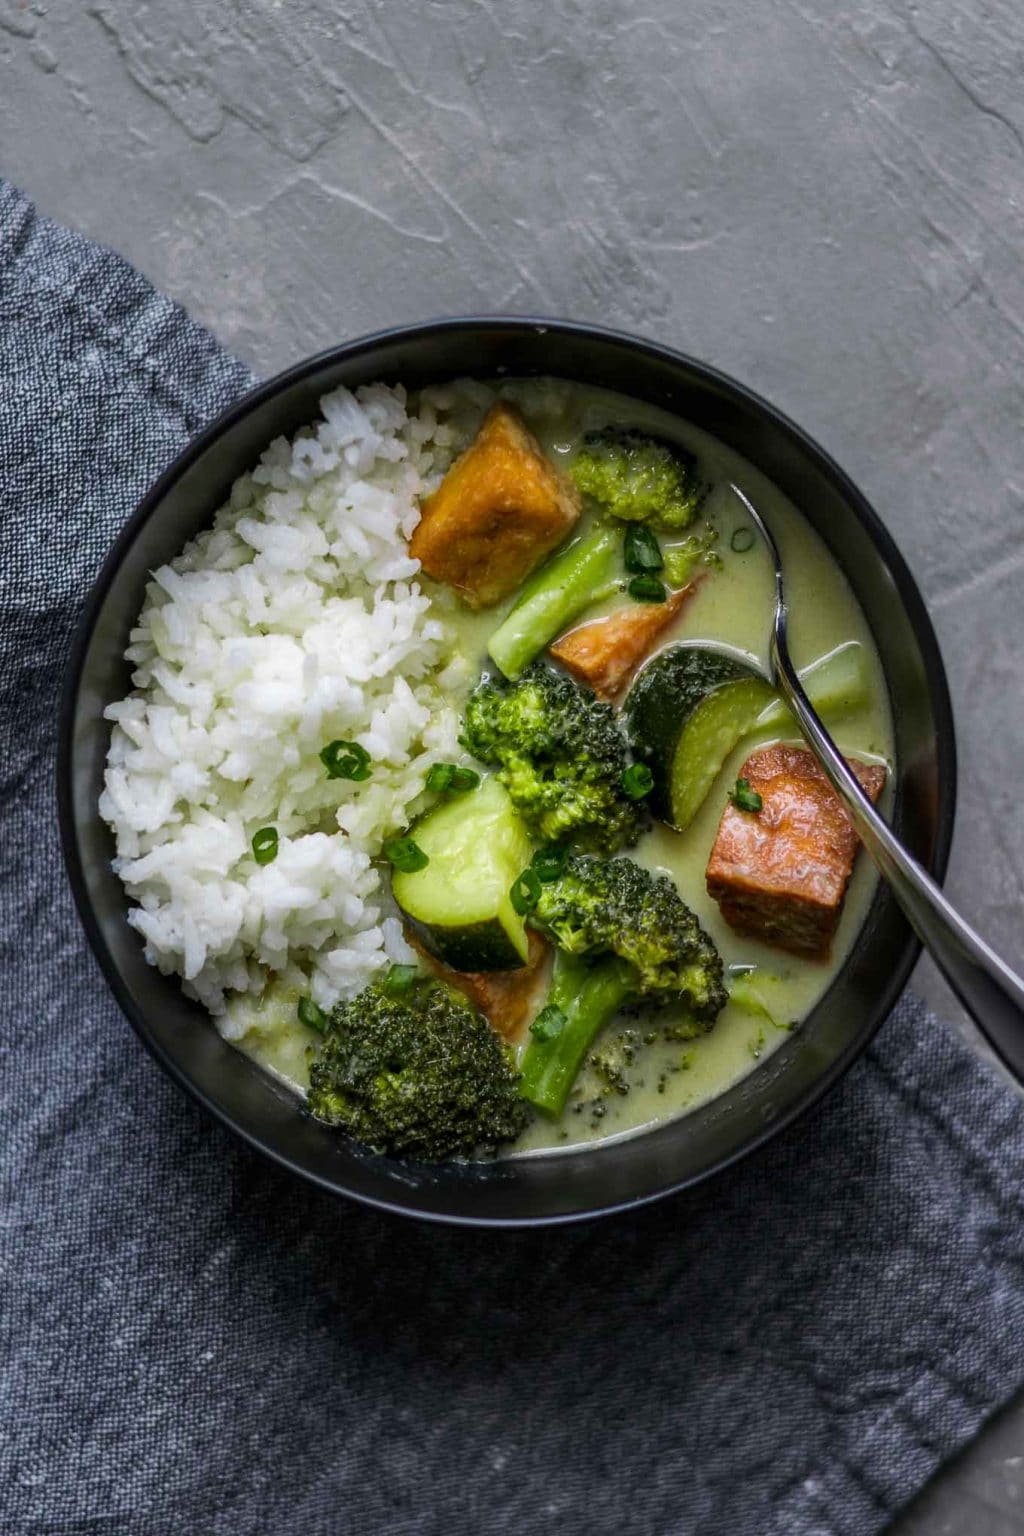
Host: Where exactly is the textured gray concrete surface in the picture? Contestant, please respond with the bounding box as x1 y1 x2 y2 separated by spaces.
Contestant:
3 0 1024 1529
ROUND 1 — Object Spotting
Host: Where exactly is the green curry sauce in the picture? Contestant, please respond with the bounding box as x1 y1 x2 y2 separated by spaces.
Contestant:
241 377 893 1158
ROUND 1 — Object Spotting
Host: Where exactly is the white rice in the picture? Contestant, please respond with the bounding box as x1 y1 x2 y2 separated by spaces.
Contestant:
100 381 482 1037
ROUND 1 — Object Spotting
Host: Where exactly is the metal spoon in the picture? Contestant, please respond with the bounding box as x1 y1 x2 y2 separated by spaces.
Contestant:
730 482 1024 1080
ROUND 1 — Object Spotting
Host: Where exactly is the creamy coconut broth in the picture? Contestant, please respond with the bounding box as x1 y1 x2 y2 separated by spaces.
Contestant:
232 378 892 1156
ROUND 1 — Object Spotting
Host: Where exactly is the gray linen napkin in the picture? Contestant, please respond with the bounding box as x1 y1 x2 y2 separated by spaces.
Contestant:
4 176 1024 1536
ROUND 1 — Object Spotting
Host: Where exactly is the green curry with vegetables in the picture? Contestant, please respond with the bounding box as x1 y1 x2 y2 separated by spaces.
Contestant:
239 378 893 1161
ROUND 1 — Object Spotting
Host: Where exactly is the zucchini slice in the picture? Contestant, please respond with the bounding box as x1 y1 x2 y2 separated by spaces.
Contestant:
392 775 533 971
624 642 869 830
624 647 766 825
753 642 869 731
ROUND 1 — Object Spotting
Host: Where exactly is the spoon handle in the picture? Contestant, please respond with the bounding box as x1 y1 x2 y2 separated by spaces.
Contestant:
771 621 1024 1079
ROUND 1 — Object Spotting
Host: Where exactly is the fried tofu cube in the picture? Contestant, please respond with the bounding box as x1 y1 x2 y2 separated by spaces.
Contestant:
410 402 581 608
549 581 698 699
409 930 551 1043
705 744 887 958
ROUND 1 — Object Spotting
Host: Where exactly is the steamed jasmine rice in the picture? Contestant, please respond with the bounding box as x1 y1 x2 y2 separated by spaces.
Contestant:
100 382 472 1036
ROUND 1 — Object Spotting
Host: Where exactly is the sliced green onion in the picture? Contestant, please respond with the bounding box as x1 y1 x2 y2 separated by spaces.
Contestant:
730 526 755 554
530 1004 567 1042
382 963 419 998
320 739 372 782
251 826 278 865
623 524 664 574
729 776 763 813
450 766 481 792
510 868 542 915
627 574 667 603
531 844 568 883
384 836 429 873
425 762 455 793
298 996 329 1034
425 762 481 794
621 762 654 800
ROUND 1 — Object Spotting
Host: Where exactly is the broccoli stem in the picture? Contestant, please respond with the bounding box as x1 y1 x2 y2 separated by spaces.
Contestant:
487 526 620 680
519 951 634 1116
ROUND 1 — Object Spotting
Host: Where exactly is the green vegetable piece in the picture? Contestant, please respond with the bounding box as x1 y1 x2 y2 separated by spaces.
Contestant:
251 826 278 865
461 662 647 854
663 549 697 587
298 996 328 1034
623 524 663 574
621 762 654 801
382 963 419 999
510 868 542 915
487 526 621 681
518 854 727 1115
520 954 631 1115
529 855 725 1010
729 777 763 813
627 575 667 603
531 844 568 882
730 526 756 554
666 680 774 828
320 739 372 782
728 969 793 1032
625 642 871 830
662 526 721 587
308 979 531 1159
426 762 481 794
529 1004 567 1042
569 426 707 530
384 836 429 874
625 647 763 824
753 642 869 731
391 775 533 971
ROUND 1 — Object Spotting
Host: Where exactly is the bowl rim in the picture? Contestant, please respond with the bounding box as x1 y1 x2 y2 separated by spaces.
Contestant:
57 314 957 1227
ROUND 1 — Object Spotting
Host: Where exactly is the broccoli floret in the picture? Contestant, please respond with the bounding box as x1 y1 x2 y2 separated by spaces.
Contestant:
569 426 707 530
308 979 531 1160
661 524 722 587
532 854 727 1020
519 855 727 1115
460 662 647 853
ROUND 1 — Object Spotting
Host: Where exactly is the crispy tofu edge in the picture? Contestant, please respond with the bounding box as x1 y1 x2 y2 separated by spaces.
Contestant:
705 746 888 959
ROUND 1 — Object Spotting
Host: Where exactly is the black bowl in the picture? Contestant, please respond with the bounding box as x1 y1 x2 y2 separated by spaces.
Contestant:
58 318 956 1227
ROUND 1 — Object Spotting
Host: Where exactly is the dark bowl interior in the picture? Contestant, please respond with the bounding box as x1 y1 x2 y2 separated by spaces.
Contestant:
58 318 956 1226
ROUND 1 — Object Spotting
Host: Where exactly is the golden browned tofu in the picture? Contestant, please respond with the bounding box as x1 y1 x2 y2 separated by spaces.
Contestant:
549 582 697 699
410 402 581 608
705 744 887 958
409 930 551 1042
